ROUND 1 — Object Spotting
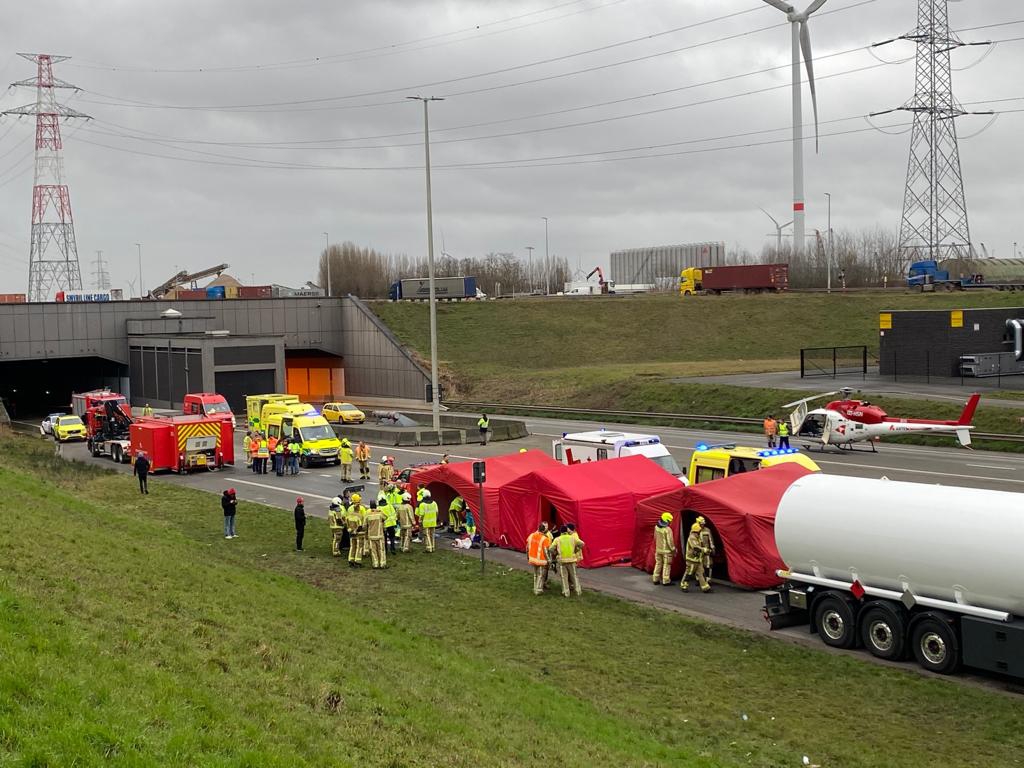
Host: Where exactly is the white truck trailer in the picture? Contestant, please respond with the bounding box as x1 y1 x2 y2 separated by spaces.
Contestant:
764 474 1024 680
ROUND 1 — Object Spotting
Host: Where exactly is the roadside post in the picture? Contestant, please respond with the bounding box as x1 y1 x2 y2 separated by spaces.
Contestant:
473 460 486 574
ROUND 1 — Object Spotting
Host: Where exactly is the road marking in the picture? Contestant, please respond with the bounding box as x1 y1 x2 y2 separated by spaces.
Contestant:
232 478 335 501
319 474 333 478
965 464 1016 471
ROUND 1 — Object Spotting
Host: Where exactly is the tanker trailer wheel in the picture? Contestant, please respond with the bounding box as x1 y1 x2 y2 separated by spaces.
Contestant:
858 603 907 661
813 593 858 649
910 617 960 675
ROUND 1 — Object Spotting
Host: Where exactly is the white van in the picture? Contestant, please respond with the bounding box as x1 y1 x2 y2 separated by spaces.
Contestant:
551 430 687 483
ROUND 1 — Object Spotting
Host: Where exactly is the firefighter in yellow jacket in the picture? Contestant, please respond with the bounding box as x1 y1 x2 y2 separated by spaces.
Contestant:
363 500 387 569
696 516 716 580
345 493 365 567
417 490 439 552
339 439 355 482
653 512 676 586
548 526 585 597
680 522 711 593
396 491 415 552
328 496 345 557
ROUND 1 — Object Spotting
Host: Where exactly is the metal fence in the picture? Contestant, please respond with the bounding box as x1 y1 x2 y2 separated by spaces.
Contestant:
800 346 868 379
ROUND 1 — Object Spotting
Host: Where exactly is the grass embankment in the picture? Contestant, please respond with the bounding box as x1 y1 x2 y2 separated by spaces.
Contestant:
2 435 1024 767
373 292 1024 446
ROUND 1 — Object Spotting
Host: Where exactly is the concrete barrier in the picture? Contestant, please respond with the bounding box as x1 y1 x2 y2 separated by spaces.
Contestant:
330 414 527 446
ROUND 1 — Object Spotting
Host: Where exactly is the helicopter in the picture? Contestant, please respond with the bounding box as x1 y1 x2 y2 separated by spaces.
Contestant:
783 388 980 452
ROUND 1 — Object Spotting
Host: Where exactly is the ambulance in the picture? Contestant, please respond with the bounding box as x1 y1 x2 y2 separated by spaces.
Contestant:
552 430 686 483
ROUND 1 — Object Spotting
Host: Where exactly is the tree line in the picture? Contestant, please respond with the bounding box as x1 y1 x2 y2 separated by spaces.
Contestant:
317 242 571 298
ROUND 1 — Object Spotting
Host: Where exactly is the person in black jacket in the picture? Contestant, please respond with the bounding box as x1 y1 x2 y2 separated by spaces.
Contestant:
294 496 306 552
133 452 151 494
222 488 238 539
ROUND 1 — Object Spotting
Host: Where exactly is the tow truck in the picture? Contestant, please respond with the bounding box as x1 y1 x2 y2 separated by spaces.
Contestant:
87 398 134 463
687 443 820 485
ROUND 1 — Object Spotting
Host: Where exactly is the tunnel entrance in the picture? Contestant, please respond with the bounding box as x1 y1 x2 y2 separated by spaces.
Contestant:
0 356 129 418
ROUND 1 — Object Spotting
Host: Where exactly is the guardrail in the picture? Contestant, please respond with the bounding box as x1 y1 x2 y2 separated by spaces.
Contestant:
443 401 1024 444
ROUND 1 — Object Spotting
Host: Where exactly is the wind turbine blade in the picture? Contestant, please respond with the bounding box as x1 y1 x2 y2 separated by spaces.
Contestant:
761 0 795 12
800 20 820 153
805 0 828 14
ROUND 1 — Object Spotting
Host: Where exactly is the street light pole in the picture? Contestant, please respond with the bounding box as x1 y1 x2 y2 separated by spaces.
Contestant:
408 95 444 433
542 216 550 295
135 243 143 298
323 232 330 297
525 246 534 292
825 192 832 294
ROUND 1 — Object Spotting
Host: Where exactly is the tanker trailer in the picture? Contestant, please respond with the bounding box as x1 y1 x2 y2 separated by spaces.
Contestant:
763 474 1024 680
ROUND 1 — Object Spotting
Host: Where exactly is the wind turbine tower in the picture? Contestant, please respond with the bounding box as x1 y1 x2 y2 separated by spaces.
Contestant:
1 54 90 302
874 0 990 262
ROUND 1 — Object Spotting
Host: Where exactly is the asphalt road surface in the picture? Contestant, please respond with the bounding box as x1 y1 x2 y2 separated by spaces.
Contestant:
19 414 1024 693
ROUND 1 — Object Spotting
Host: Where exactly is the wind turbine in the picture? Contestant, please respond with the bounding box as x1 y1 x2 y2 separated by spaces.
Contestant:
762 0 826 256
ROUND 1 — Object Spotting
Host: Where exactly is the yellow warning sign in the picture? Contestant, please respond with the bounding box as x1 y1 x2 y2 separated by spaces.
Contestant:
879 313 892 330
950 310 964 328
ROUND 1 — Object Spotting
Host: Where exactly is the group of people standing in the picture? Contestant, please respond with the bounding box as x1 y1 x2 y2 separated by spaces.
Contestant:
652 513 715 592
762 416 790 449
525 522 586 598
243 430 302 476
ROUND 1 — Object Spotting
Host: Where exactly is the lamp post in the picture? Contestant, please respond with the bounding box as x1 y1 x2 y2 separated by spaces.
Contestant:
825 193 833 294
525 246 535 292
135 243 143 298
323 232 330 297
542 217 550 295
408 95 444 432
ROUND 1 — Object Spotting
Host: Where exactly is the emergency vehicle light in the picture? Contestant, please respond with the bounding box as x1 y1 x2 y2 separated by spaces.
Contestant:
695 443 709 451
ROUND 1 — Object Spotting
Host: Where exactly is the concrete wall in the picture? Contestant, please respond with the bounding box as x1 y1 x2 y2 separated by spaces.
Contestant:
0 296 429 401
878 306 1024 377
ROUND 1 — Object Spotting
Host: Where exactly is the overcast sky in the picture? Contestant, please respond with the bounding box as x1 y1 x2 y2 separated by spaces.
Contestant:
0 0 1021 295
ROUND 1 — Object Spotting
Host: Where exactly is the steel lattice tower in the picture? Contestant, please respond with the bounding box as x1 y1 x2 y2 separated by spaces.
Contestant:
885 1 986 263
2 54 90 302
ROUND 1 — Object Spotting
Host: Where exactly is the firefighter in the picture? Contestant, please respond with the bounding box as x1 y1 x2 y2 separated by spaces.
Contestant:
143 403 153 417
243 431 253 469
777 418 790 449
363 500 386 569
680 522 711 593
328 496 345 557
355 440 371 480
339 439 354 482
653 512 676 586
448 494 466 533
696 516 716 580
417 490 439 553
345 493 365 567
274 439 286 476
547 526 584 598
525 523 551 596
396 491 415 552
381 492 398 555
378 456 393 487
256 435 270 474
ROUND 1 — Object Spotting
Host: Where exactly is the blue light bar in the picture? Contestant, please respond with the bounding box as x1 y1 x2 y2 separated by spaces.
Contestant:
695 443 709 451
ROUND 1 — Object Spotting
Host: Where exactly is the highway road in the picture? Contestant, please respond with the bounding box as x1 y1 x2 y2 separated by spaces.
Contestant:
18 414 1024 692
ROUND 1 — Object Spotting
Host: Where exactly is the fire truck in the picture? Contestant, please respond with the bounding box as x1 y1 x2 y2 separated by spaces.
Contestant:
129 415 235 473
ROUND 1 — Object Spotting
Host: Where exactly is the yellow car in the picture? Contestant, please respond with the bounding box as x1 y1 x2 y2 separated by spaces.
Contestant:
53 414 87 442
322 402 365 424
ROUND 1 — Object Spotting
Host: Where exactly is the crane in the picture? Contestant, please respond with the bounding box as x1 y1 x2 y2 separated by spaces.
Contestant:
148 263 230 299
586 266 611 295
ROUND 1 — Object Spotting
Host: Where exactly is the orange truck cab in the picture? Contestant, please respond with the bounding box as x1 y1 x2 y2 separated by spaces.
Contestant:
183 392 236 429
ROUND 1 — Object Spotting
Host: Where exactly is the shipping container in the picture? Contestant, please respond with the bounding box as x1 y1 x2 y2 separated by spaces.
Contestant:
698 263 788 293
176 289 208 300
389 276 477 300
225 286 240 299
0 293 27 303
206 286 226 299
238 285 273 299
609 242 726 284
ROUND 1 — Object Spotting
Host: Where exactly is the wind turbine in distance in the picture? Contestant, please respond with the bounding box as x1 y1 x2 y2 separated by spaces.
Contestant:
762 0 827 256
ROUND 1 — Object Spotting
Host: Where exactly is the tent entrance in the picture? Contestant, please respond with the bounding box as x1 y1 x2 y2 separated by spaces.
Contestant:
681 510 729 582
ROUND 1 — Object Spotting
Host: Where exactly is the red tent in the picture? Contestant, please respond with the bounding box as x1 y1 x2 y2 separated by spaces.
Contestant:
501 455 682 568
632 463 813 589
407 450 559 541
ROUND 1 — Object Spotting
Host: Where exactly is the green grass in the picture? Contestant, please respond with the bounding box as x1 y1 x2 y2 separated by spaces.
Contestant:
371 292 1024 445
2 435 1024 766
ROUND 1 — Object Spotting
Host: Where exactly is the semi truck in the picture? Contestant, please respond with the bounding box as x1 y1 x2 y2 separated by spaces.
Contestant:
388 276 480 301
764 474 1024 681
680 264 789 296
907 258 1024 291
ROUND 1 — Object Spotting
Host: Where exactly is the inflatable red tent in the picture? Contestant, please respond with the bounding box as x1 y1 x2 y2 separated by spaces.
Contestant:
407 450 558 541
632 463 813 589
500 455 681 567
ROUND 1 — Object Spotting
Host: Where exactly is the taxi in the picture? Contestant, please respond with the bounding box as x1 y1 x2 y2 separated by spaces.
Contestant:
53 414 87 442
322 402 365 424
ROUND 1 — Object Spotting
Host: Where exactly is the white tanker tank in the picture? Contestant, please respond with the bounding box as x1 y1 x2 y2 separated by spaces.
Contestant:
765 474 1024 680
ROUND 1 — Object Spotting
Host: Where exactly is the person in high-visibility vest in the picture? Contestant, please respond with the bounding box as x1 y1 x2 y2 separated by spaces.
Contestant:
339 439 354 482
697 516 716 579
355 441 371 480
680 523 711 593
547 526 584 597
328 497 345 557
143 403 153 417
242 431 253 469
448 495 466 534
763 415 778 448
256 437 271 475
377 456 393 487
345 494 366 567
777 418 790 449
380 493 398 556
396 492 415 552
274 440 286 477
653 512 676 586
526 523 552 595
363 501 386 569
417 490 439 553
477 414 490 445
